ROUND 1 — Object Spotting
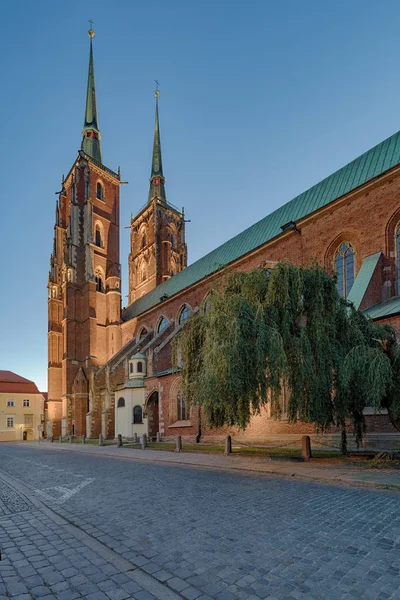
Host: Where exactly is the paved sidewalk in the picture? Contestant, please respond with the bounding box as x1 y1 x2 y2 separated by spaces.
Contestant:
19 441 400 490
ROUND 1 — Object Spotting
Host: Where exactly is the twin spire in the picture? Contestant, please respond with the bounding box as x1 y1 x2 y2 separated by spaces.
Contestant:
82 29 102 162
81 29 166 203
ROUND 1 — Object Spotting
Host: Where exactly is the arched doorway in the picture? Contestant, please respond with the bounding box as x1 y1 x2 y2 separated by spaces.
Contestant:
23 430 27 441
146 392 159 441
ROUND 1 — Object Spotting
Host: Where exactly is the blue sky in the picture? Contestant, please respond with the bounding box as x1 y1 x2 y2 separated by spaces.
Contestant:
1 0 400 391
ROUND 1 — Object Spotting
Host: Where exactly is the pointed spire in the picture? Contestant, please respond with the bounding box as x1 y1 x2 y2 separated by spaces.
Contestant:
81 28 102 163
148 86 166 202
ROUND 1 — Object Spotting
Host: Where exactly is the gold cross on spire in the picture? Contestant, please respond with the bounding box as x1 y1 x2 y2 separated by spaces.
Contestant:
154 80 160 98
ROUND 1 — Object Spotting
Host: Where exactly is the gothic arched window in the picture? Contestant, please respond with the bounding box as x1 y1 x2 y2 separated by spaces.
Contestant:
335 242 355 298
129 362 133 374
95 269 104 293
95 224 102 247
157 317 168 334
396 228 400 295
117 397 125 408
177 392 187 421
137 361 143 373
96 182 104 201
141 232 147 249
141 264 147 282
138 327 148 340
178 305 190 325
133 405 143 424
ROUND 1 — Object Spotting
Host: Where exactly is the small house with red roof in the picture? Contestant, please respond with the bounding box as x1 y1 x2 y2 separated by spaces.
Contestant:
0 371 44 441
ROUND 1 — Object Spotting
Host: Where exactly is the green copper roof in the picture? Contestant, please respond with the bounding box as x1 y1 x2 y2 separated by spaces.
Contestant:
81 36 102 163
123 130 400 322
364 296 400 320
148 93 166 202
347 252 382 310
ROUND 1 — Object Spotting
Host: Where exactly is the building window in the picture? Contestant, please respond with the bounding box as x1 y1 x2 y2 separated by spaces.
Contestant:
6 416 15 428
177 392 188 421
138 327 148 340
178 305 190 325
335 242 354 298
129 362 133 374
157 317 168 334
133 405 143 424
72 424 75 435
95 225 102 247
7 400 14 407
397 229 400 295
23 399 30 407
141 232 147 249
117 397 125 408
96 182 104 200
137 361 143 373
95 274 104 292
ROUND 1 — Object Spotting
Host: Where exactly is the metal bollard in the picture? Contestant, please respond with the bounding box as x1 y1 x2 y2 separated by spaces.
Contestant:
81 435 86 444
224 435 232 455
302 435 311 462
117 434 123 448
49 436 53 443
175 435 182 453
133 432 138 444
59 436 63 443
69 435 72 444
156 432 161 442
140 434 147 449
99 434 104 446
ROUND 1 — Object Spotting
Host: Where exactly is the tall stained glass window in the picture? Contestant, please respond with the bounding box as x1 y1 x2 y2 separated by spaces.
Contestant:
335 243 354 298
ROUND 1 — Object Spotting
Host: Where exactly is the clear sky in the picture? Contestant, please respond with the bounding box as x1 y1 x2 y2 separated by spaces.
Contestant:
1 0 400 392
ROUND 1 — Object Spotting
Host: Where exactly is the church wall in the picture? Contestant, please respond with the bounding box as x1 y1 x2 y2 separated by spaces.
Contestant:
116 168 400 442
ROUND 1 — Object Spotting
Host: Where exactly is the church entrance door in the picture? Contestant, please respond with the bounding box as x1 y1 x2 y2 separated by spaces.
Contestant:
146 392 159 441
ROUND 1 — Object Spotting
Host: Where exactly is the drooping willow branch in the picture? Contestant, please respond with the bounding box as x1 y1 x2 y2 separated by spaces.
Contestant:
173 263 399 453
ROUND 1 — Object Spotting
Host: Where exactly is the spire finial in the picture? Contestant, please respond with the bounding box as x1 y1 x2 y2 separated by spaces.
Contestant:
88 19 95 38
81 23 102 163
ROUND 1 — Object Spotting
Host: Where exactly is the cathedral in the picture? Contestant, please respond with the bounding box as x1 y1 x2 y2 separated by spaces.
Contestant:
47 31 400 442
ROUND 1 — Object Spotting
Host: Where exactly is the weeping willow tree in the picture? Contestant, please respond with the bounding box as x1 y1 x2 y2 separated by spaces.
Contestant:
173 263 400 454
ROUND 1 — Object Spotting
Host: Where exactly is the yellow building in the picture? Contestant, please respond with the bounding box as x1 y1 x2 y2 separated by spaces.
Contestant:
0 371 44 441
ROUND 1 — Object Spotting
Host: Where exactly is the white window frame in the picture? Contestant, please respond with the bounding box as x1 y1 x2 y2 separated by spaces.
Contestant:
23 399 30 407
6 416 15 428
7 399 15 407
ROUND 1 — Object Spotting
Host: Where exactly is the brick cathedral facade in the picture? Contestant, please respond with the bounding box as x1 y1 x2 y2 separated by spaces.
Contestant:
48 32 400 442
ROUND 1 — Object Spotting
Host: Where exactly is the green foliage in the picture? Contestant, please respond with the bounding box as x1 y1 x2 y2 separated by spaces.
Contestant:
173 263 400 453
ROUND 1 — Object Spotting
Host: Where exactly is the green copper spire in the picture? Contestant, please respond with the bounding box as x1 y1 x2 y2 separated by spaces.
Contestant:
81 29 102 163
148 88 166 202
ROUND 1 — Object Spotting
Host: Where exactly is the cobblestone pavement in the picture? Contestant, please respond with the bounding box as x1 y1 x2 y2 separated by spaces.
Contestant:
1 445 400 600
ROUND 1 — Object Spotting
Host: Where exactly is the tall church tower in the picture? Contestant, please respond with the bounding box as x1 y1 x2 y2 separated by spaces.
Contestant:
47 29 122 439
128 90 187 304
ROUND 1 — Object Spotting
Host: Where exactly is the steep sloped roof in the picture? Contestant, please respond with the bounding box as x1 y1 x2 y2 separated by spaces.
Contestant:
123 130 400 322
0 371 40 394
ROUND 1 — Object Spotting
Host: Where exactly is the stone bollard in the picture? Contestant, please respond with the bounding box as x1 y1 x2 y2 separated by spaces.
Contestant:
117 434 123 448
302 435 311 462
224 435 232 455
59 436 63 443
49 436 53 443
140 434 147 449
99 434 104 447
156 432 161 442
81 435 86 444
175 435 182 453
69 436 72 444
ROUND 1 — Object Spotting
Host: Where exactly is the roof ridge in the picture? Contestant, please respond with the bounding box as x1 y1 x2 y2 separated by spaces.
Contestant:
123 129 400 322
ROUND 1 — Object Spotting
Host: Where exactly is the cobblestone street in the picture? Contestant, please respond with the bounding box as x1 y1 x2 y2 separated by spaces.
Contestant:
1 444 400 600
